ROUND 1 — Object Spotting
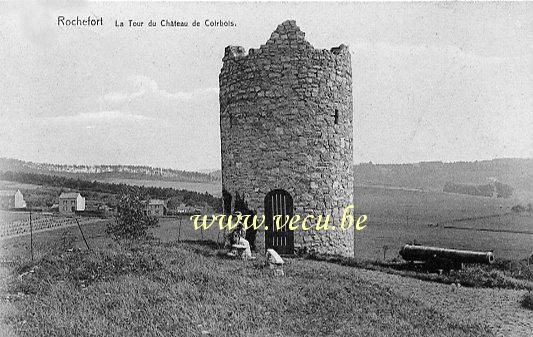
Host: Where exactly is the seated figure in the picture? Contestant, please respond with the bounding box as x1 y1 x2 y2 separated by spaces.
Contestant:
226 223 252 259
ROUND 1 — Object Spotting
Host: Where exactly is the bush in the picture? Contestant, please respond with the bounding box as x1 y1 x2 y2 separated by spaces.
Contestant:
107 192 159 240
521 292 533 310
306 254 533 290
14 244 164 294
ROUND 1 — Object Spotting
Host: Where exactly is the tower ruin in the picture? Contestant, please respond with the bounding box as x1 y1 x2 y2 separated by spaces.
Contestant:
219 20 354 256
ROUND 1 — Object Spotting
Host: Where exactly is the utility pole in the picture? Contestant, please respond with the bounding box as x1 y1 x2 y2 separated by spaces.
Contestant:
29 208 33 262
383 245 389 261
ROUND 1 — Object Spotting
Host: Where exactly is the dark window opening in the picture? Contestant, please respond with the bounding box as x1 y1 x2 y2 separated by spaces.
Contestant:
334 109 339 124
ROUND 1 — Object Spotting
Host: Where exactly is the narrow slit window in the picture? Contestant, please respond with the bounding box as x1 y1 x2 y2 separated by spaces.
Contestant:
334 109 339 124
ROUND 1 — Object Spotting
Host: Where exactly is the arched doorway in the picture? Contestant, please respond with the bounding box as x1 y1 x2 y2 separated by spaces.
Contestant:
264 189 294 255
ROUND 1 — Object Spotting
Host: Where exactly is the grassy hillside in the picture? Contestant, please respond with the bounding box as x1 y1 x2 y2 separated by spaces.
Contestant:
3 239 493 337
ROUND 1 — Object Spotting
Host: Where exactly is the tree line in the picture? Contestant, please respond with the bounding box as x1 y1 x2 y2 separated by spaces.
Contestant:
0 157 220 183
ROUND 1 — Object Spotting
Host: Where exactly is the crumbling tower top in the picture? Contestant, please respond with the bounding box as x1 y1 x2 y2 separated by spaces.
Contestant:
223 20 349 61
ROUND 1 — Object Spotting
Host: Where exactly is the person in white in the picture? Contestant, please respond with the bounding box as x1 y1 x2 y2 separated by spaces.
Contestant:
226 223 252 259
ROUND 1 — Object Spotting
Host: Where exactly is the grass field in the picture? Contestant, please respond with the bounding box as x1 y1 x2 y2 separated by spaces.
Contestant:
0 211 43 225
2 238 494 337
149 185 532 261
1 214 532 336
2 178 531 261
0 221 110 264
1 166 531 335
150 216 223 243
353 185 517 222
353 185 532 260
0 181 41 191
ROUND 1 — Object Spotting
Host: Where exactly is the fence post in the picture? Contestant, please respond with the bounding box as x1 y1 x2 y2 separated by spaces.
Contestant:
29 208 33 262
73 216 91 251
178 217 182 242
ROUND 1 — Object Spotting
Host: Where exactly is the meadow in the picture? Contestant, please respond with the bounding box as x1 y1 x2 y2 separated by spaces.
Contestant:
2 174 531 261
100 181 532 261
1 164 531 336
353 185 532 260
0 181 41 191
0 220 110 264
1 212 532 336
0 211 42 225
89 179 532 261
151 216 223 244
1 234 494 337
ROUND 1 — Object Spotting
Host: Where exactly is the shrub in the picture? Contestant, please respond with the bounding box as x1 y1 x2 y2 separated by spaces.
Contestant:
521 292 533 310
107 192 159 240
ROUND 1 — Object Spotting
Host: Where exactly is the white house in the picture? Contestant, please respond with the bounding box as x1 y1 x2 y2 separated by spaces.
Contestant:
145 199 166 217
0 189 27 209
59 192 85 214
176 203 195 214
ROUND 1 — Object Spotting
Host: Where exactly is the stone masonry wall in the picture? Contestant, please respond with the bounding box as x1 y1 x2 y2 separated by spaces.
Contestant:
219 20 354 256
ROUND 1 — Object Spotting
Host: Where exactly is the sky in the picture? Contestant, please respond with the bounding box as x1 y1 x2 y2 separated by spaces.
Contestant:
0 1 531 171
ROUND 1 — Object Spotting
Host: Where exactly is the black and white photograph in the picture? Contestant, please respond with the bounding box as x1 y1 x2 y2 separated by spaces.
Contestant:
0 1 532 336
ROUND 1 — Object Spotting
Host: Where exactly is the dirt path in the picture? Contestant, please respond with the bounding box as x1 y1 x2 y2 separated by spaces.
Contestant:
355 268 533 337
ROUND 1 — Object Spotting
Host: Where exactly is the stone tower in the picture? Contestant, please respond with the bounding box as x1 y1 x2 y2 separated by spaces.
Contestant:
219 20 354 256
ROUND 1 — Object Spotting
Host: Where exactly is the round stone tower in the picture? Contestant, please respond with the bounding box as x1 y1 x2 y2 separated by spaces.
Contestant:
219 20 354 256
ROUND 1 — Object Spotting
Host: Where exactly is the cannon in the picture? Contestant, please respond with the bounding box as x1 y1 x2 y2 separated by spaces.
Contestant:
399 244 494 269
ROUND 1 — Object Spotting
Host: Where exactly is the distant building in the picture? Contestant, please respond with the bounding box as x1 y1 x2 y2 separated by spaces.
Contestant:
176 203 195 214
0 189 27 209
145 199 166 217
59 192 86 213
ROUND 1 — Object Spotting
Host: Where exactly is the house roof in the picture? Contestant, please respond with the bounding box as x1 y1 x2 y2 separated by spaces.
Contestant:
148 199 165 205
0 190 18 197
59 192 81 199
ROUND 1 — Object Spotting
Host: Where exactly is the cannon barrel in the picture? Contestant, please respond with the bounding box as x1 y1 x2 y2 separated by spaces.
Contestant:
399 244 494 264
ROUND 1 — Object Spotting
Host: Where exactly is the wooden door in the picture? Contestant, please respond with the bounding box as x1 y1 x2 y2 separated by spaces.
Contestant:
264 189 294 255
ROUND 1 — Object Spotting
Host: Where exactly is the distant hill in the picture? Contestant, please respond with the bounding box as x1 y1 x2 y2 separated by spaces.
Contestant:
2 157 531 201
353 158 533 200
0 158 221 183
208 170 222 180
197 169 222 180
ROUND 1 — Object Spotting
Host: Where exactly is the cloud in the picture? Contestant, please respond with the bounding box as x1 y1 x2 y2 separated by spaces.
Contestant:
40 110 152 124
351 40 528 66
103 75 218 105
6 0 89 47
